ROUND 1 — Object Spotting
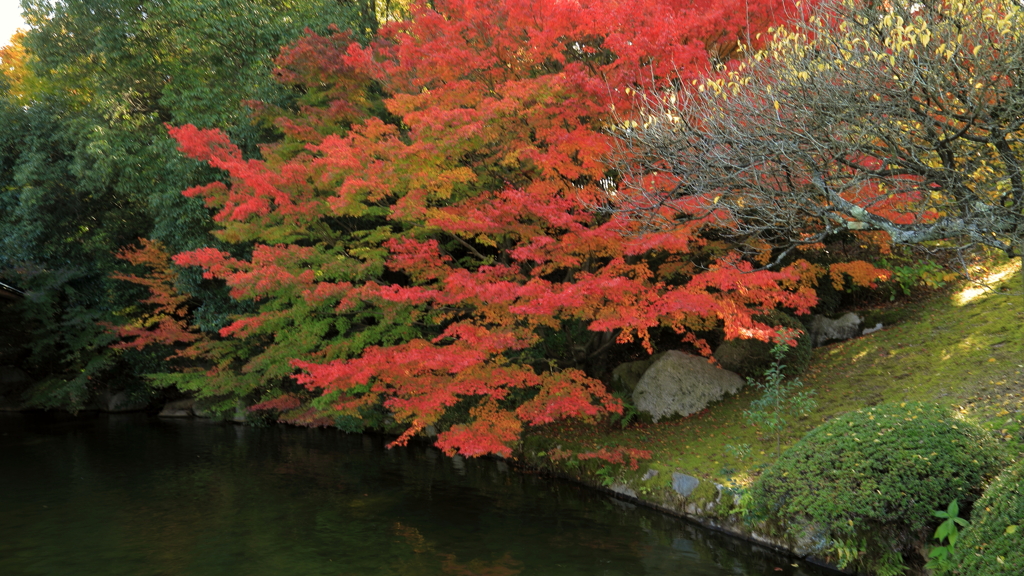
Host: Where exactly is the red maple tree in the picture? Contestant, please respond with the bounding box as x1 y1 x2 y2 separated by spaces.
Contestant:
122 0 888 460
109 239 201 353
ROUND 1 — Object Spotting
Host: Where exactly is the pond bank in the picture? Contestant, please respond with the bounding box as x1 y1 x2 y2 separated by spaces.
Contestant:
521 259 1024 575
509 454 848 574
4 261 1019 574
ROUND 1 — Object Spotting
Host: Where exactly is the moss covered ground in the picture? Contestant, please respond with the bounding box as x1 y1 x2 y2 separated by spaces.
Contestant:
525 258 1024 498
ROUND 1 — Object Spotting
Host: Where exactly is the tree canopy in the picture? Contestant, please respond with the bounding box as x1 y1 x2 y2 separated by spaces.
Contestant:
130 0 885 459
3 0 901 461
612 0 1024 265
0 0 374 408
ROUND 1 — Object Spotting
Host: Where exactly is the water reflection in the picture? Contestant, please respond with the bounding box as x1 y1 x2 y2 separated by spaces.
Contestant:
0 413 837 576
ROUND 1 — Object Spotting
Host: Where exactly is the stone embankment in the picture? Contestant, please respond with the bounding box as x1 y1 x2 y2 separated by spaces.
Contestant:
519 454 848 574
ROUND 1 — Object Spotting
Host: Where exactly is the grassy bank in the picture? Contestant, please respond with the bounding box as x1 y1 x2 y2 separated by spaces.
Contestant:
525 258 1024 505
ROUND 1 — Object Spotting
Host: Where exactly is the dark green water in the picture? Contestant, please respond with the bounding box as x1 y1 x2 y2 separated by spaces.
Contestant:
0 413 837 576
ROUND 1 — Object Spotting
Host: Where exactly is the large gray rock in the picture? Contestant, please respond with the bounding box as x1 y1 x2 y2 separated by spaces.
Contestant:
862 322 884 336
610 353 665 394
94 390 149 412
188 397 251 422
806 312 863 347
158 398 195 418
609 483 638 498
671 472 700 497
192 398 216 418
631 351 745 423
226 399 249 424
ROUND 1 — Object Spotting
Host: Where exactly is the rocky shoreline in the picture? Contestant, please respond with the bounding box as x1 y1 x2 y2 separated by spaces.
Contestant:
512 454 851 575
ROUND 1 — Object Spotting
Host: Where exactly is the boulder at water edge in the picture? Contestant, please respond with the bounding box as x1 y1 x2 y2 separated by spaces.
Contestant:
631 351 745 423
806 312 863 347
158 398 195 418
227 399 249 423
93 389 150 412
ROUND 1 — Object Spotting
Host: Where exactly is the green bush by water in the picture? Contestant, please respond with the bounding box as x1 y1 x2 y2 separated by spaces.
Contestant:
953 458 1024 575
748 402 1007 576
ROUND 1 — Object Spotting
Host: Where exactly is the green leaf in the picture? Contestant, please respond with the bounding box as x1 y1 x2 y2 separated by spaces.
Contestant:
947 500 959 518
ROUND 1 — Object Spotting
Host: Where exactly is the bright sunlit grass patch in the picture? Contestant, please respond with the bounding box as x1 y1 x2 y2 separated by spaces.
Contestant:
954 258 1021 305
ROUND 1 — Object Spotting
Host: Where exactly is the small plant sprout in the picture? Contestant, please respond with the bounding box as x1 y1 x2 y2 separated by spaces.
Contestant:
609 391 640 430
724 443 753 461
595 465 616 487
925 500 969 572
743 334 817 457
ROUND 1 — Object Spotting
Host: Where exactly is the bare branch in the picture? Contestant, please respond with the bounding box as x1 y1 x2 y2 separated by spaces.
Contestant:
607 0 1024 260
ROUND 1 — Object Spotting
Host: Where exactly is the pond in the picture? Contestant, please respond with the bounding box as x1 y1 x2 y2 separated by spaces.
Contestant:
0 413 838 576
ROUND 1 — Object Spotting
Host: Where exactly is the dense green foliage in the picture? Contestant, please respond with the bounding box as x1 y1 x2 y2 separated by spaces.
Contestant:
749 402 1007 575
0 0 372 409
954 458 1024 575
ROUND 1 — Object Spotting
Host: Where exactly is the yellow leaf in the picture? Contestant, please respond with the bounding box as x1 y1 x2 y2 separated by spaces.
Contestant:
1006 525 1018 535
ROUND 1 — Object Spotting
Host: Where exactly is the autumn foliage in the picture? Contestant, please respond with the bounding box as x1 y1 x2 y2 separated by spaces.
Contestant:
110 0 891 460
110 239 201 352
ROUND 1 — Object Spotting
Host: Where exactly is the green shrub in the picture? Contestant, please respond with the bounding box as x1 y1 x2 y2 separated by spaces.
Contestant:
748 402 1007 576
810 274 843 316
743 343 817 457
713 310 812 378
954 458 1024 575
